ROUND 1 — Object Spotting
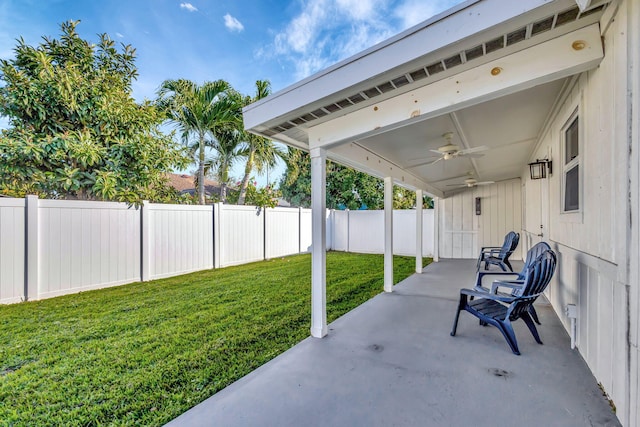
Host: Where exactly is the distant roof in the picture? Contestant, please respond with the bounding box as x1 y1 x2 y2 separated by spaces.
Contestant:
166 173 222 196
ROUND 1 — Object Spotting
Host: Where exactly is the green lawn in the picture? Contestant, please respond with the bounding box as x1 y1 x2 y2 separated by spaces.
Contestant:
0 252 430 426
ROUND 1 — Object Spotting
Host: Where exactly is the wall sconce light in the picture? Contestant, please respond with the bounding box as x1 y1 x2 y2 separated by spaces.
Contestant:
529 159 553 180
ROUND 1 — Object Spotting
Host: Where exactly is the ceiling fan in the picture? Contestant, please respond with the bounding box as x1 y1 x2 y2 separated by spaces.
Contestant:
408 132 488 167
447 178 495 188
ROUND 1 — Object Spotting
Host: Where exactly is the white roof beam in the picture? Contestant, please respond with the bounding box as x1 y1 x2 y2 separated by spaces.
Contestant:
308 24 603 150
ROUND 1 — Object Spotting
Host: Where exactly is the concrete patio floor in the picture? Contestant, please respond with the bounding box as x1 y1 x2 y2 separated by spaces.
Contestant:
166 259 621 427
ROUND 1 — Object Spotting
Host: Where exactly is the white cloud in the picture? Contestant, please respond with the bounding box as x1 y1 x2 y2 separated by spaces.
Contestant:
267 0 463 81
180 3 198 12
223 14 244 32
116 32 124 38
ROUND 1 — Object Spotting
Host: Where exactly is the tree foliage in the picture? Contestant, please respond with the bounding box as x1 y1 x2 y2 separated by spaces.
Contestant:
236 80 284 205
156 79 241 204
0 20 188 203
279 147 433 209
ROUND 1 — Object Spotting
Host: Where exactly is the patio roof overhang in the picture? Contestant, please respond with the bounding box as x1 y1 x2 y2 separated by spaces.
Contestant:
244 0 610 198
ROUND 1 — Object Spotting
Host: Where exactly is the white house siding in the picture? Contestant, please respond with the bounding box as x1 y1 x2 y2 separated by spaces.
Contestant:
38 200 141 299
148 204 213 280
0 198 25 304
522 4 634 424
438 179 522 259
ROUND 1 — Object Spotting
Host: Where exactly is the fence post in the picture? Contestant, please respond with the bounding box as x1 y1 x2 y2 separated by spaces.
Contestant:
299 207 303 253
263 207 268 261
25 195 39 301
141 200 151 281
346 209 350 253
213 202 221 268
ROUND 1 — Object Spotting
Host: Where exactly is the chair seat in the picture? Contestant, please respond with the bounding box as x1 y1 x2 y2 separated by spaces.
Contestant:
468 299 508 321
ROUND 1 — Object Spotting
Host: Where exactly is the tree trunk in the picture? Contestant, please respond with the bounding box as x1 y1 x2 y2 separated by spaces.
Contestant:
198 132 206 205
220 183 227 203
237 147 256 205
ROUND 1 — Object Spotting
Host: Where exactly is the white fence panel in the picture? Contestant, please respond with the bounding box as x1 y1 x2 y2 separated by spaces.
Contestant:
265 207 300 258
392 210 435 257
348 210 385 254
332 210 349 251
0 198 26 303
38 200 140 299
219 205 264 267
148 204 213 280
300 209 312 252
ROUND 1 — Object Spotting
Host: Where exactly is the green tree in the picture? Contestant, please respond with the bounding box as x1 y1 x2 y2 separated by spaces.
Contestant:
157 79 241 204
279 147 433 209
209 126 243 203
227 179 281 208
0 20 188 203
236 80 284 205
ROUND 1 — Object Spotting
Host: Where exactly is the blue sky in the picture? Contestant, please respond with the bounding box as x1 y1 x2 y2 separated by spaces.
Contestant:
0 0 462 186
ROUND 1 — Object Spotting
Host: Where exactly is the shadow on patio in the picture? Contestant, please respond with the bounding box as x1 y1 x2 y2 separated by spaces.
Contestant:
166 259 620 427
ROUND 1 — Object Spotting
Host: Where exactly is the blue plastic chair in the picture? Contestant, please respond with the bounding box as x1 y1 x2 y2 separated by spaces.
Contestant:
472 241 551 325
451 248 557 355
476 231 520 272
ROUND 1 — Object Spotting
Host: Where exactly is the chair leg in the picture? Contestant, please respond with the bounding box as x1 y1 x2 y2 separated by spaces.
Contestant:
529 306 541 325
504 259 513 272
496 321 521 355
521 313 543 345
451 294 467 336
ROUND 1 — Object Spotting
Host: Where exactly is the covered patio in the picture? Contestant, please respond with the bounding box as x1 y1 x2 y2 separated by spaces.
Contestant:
167 259 619 426
237 0 638 424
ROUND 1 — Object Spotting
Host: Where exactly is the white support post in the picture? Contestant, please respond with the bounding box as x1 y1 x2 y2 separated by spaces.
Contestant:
433 197 440 262
298 207 303 254
213 202 222 269
384 177 394 292
415 189 423 274
141 200 151 281
25 195 39 301
310 148 328 338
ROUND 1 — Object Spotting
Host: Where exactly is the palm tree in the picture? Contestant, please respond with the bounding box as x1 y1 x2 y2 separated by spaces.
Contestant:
157 79 240 204
209 126 243 203
237 80 284 205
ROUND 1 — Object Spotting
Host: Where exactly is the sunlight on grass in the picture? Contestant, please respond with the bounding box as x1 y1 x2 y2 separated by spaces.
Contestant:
0 252 430 426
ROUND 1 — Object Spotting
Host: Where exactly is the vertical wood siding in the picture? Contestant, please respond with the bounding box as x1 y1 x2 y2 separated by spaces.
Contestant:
439 179 522 259
520 6 632 423
0 199 26 303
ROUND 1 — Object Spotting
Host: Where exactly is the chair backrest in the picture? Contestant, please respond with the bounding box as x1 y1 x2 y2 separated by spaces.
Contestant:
499 231 520 259
517 241 552 280
508 249 557 320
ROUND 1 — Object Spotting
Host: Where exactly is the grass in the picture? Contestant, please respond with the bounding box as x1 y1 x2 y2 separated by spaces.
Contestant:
0 251 430 426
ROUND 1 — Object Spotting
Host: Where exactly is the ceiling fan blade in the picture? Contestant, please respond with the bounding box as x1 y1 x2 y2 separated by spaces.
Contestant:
459 145 489 154
429 149 443 155
446 183 467 187
406 156 441 168
428 157 444 165
476 181 495 185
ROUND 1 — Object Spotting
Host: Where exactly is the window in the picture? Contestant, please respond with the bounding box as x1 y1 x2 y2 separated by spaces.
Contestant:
563 115 580 212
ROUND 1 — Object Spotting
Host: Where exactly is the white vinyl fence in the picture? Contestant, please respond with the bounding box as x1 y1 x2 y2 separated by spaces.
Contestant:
0 196 433 304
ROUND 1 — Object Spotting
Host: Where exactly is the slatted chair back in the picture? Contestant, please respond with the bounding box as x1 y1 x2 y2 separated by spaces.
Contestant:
516 241 552 281
500 231 520 259
507 250 557 321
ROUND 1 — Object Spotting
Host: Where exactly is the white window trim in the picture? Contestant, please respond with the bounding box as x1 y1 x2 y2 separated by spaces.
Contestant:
560 107 583 222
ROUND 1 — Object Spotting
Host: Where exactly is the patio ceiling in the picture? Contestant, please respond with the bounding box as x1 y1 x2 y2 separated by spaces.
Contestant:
244 0 611 197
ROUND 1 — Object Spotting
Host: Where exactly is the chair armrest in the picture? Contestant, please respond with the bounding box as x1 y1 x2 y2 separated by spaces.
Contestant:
474 271 519 288
460 287 516 303
490 280 525 295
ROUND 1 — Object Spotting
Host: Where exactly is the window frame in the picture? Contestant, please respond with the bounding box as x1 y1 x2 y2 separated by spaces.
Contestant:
561 108 582 216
